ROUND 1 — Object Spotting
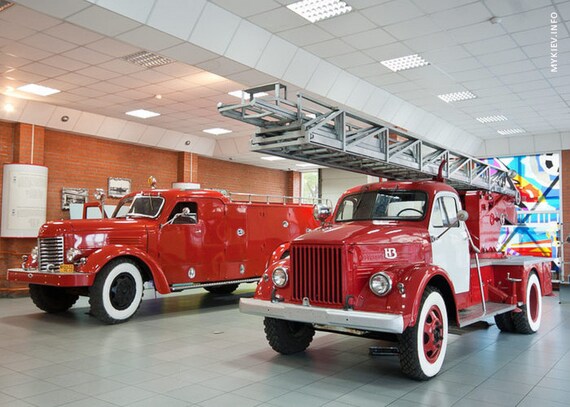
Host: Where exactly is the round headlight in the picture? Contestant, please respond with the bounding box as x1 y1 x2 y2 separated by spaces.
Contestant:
369 272 392 296
30 246 38 262
66 247 82 263
272 267 289 288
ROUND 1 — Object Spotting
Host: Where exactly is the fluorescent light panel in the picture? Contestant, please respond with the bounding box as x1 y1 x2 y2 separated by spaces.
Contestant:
17 83 60 96
228 90 268 100
437 91 477 103
203 128 232 135
476 115 508 123
381 54 429 72
287 0 352 23
497 128 525 136
121 51 173 68
125 109 160 119
260 156 285 161
296 163 319 168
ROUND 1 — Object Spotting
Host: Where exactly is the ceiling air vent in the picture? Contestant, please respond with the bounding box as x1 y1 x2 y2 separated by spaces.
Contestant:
121 51 173 68
0 1 14 12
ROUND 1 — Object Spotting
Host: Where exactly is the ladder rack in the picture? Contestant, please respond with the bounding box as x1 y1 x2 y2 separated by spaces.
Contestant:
218 83 518 197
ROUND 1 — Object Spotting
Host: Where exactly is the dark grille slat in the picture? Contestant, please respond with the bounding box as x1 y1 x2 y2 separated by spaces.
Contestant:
291 244 343 306
38 237 64 273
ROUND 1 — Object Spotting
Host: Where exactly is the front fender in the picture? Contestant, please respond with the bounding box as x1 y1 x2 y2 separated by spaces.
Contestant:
78 245 171 294
358 263 456 329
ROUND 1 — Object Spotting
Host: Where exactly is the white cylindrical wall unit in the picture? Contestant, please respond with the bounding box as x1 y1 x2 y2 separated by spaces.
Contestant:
1 164 48 238
172 182 200 190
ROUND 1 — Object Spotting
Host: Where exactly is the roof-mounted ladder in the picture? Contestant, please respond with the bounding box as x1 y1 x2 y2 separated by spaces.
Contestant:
218 83 518 197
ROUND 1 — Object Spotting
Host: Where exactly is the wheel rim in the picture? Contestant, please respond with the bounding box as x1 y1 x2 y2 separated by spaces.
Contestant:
110 272 136 310
423 304 444 364
529 281 539 322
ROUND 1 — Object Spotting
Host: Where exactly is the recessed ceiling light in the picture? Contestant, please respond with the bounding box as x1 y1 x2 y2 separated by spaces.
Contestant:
260 156 285 161
17 84 60 96
476 115 508 123
203 128 232 135
228 90 268 100
380 54 430 72
121 51 173 68
296 163 319 168
437 91 477 103
497 128 525 136
3 103 14 113
287 0 352 23
125 109 160 119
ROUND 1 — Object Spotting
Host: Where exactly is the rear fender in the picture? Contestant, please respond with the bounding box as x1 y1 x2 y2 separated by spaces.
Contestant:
78 245 171 294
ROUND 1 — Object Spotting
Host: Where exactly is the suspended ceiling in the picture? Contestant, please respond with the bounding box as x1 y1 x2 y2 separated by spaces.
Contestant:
0 0 569 172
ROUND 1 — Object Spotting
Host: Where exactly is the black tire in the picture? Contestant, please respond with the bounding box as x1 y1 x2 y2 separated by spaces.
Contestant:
512 273 542 334
263 317 315 354
29 284 79 313
204 283 239 295
494 312 516 332
400 286 448 380
89 259 144 324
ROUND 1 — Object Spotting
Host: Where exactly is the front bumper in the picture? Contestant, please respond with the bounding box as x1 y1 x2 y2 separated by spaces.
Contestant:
7 268 95 287
240 298 404 334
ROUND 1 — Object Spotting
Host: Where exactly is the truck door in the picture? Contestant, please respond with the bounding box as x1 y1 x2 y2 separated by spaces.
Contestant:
428 193 471 293
158 199 224 284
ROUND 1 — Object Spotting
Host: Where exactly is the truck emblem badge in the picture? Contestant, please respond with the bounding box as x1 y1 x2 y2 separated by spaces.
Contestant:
188 267 196 279
384 248 397 259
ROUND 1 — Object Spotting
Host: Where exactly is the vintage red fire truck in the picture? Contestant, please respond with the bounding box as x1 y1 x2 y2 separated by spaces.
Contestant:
218 83 554 381
240 180 553 380
8 188 320 324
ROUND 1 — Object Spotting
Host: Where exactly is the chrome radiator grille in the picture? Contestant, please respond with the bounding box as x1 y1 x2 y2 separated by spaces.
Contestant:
38 237 64 273
291 244 343 305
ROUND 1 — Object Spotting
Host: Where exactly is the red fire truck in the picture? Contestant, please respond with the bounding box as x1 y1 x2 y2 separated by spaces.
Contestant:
219 84 554 380
8 188 320 324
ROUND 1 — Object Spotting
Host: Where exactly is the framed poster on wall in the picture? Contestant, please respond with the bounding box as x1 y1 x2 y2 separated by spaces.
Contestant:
108 177 131 198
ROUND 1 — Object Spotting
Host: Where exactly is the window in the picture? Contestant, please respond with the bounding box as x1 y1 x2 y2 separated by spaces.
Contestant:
168 202 198 224
113 195 164 218
335 190 427 221
301 171 319 200
432 196 458 228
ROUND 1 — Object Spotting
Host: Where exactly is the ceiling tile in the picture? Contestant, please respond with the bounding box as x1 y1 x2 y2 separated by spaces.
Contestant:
327 51 375 69
282 49 320 88
317 12 376 37
364 42 414 62
248 7 308 33
1 41 51 61
345 80 375 111
384 16 442 40
364 0 424 26
343 28 396 51
500 7 555 33
20 62 67 78
62 47 114 66
305 61 341 96
430 3 492 30
489 60 536 75
485 0 553 17
44 23 104 46
189 2 241 55
256 35 297 79
66 5 141 37
72 111 104 135
76 66 122 81
304 39 356 59
56 72 100 87
448 22 506 44
327 71 359 105
366 72 408 86
21 32 77 54
225 20 272 67
95 0 155 24
98 59 146 75
147 0 206 40
347 63 386 78
210 0 281 17
0 19 36 41
12 0 91 19
278 25 333 47
463 35 518 56
86 38 140 58
412 0 478 14
117 26 183 52
404 32 457 53
476 48 528 66
41 55 89 72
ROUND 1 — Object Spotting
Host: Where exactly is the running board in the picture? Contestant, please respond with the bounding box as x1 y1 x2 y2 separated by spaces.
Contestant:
170 277 260 292
458 301 517 328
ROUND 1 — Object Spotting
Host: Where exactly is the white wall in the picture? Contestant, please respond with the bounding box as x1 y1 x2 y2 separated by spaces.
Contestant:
320 169 378 208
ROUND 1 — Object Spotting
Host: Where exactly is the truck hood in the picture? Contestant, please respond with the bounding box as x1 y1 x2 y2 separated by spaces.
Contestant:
295 221 428 246
38 218 152 250
294 221 430 266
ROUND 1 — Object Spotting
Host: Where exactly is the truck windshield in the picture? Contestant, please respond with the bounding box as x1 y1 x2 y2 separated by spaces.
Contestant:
112 195 165 218
336 190 427 221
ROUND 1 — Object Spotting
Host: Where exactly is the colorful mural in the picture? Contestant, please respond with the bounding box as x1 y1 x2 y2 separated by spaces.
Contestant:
487 154 561 265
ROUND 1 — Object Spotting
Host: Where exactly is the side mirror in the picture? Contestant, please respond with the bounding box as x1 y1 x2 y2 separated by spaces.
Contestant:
457 210 469 222
313 203 331 224
94 188 106 202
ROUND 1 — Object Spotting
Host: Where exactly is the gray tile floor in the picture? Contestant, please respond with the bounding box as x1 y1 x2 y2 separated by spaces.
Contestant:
0 285 569 407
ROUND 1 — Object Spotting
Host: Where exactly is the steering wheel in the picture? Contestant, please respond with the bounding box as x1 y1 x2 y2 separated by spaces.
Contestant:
396 208 423 216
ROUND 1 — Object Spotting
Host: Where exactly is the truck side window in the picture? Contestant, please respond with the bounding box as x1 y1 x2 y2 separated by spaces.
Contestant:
432 197 458 228
168 202 198 224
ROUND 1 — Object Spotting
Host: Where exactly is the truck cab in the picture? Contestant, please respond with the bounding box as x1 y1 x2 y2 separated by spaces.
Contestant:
240 180 552 380
9 188 320 324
